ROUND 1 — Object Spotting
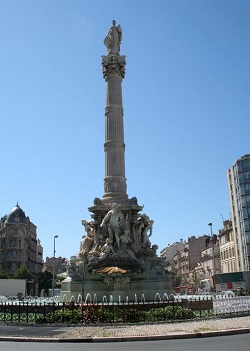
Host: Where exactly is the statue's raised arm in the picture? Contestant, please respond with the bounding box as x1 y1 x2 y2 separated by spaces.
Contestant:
104 20 122 54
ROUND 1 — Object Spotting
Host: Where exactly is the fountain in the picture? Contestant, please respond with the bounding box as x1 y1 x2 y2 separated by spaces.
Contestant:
162 293 169 301
141 294 145 303
60 21 174 303
93 294 98 304
169 293 176 301
85 293 92 304
62 294 67 302
70 296 76 303
154 293 162 303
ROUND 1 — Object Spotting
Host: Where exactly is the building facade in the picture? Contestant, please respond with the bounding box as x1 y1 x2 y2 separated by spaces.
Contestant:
227 154 250 271
218 220 237 273
160 239 186 272
169 235 211 283
199 236 220 279
43 256 67 275
0 204 43 275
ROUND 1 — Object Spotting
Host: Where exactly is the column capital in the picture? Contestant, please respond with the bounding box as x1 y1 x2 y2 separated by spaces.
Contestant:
101 54 126 81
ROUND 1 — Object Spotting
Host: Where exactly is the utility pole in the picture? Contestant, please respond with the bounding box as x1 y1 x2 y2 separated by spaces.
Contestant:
52 235 58 297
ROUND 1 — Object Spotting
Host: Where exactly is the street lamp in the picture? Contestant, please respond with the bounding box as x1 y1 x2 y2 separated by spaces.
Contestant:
208 223 215 276
52 235 58 297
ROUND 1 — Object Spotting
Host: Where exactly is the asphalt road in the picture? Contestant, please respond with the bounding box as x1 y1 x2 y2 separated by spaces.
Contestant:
0 334 250 351
0 325 73 338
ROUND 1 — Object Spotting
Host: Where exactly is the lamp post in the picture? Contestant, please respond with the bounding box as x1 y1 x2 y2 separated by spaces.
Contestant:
52 235 58 297
208 223 215 276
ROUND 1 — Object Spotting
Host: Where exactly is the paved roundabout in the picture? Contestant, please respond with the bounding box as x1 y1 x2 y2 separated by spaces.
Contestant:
0 316 250 342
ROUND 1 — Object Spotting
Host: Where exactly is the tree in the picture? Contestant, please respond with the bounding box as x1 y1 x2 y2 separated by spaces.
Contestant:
0 270 8 279
37 270 53 296
13 266 34 281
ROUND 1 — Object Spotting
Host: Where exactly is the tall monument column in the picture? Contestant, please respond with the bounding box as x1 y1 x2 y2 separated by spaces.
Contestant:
60 21 174 303
101 20 128 204
88 20 143 217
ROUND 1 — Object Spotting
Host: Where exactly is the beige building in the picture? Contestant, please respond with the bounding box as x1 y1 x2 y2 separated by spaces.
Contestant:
0 204 43 275
43 256 67 275
170 235 211 283
199 237 221 279
160 239 186 272
218 220 237 273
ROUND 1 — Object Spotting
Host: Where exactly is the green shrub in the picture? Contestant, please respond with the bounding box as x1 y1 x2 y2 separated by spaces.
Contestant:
38 307 82 323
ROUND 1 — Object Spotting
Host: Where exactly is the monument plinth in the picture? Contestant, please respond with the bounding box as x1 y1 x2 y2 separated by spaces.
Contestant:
61 21 173 302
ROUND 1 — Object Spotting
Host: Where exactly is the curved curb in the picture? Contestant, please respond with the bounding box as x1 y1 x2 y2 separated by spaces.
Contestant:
0 328 250 343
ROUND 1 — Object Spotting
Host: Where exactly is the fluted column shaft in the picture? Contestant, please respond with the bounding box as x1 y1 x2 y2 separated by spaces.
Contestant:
101 54 128 203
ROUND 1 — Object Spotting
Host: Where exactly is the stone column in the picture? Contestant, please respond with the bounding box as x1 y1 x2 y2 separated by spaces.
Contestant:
101 53 128 204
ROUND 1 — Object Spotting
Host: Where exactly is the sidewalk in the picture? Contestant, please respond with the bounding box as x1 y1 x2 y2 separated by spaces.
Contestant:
0 316 250 342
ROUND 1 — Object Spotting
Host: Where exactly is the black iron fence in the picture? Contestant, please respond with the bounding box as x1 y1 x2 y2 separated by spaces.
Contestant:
1 297 250 324
0 298 216 324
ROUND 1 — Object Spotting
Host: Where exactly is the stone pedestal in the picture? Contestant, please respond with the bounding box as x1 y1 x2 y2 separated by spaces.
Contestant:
61 257 174 303
60 277 83 302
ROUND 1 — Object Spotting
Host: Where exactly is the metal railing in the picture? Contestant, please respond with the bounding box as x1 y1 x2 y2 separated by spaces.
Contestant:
0 297 214 324
1 296 250 324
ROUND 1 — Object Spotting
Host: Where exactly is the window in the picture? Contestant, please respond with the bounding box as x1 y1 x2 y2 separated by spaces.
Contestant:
243 207 250 218
13 228 19 235
245 183 250 194
241 159 250 170
9 239 17 248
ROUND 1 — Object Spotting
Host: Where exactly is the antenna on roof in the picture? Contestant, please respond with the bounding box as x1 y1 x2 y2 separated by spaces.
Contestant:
220 214 224 223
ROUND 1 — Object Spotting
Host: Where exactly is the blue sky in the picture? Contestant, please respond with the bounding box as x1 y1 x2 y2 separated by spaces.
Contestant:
0 0 249 259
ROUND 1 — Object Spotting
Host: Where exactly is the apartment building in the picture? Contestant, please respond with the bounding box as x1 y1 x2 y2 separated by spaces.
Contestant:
0 203 43 275
199 236 220 279
227 154 250 271
218 220 237 273
170 235 210 282
160 239 186 272
43 256 67 275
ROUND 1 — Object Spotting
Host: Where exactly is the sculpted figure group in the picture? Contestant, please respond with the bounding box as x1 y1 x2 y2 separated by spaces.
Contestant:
100 203 124 248
79 220 95 256
78 203 154 269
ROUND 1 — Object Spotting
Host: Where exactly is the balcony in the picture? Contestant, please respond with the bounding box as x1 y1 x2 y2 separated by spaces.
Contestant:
200 254 212 262
6 257 22 261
